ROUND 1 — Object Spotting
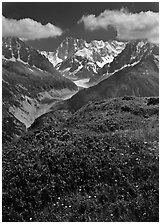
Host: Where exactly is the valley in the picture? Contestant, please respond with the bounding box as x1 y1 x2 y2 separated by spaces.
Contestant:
2 37 159 139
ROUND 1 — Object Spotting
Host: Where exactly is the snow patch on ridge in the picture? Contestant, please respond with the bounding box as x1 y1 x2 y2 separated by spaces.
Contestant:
104 60 141 76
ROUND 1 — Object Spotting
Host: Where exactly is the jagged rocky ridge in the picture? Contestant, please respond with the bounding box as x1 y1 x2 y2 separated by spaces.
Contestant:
41 37 126 87
98 40 159 76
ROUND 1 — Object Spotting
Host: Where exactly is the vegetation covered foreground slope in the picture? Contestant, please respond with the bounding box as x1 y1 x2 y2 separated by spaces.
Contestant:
3 97 159 222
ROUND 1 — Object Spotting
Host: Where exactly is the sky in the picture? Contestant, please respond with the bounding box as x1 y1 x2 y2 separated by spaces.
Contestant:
2 2 159 51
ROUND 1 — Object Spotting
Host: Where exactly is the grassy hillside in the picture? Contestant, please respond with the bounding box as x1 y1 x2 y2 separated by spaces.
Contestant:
3 97 159 221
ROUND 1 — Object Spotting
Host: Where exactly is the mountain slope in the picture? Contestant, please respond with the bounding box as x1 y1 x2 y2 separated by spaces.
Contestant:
99 40 159 76
2 37 78 142
65 47 159 112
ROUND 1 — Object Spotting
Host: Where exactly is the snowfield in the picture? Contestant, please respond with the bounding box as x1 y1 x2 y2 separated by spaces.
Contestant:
73 78 90 88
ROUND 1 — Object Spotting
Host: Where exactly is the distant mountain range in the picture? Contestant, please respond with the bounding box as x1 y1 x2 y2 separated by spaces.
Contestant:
41 37 159 89
41 37 126 87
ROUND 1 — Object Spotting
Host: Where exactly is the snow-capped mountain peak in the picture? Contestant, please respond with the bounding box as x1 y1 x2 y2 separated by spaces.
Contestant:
41 37 127 83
